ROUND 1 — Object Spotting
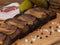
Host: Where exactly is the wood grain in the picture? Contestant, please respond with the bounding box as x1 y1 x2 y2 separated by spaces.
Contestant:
12 13 60 45
0 0 24 8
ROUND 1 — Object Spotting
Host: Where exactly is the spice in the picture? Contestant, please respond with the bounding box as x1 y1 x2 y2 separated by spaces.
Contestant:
31 38 36 42
46 35 48 38
58 26 60 29
40 36 42 39
41 32 44 35
57 29 60 32
31 41 33 44
56 26 59 28
24 38 28 43
51 22 55 25
50 31 52 35
49 26 52 29
36 35 40 39
37 35 39 37
54 29 57 32
44 29 49 33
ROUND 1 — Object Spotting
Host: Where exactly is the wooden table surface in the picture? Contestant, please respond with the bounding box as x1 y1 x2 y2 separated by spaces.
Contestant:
12 13 60 45
0 0 60 45
0 0 24 8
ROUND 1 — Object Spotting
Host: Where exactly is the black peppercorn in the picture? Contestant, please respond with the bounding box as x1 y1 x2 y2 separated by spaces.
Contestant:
46 35 48 38
31 41 33 44
49 26 52 29
40 37 42 39
37 35 39 37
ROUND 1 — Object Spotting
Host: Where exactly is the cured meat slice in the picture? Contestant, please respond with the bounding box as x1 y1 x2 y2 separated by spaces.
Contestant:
0 33 11 45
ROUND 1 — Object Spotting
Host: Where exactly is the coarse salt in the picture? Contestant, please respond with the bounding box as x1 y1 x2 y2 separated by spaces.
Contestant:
24 38 28 43
57 29 60 32
58 26 60 29
51 22 55 25
51 29 55 33
44 29 49 33
31 38 36 42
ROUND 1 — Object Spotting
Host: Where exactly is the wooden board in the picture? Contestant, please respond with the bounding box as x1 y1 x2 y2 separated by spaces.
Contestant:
12 13 60 45
0 0 24 8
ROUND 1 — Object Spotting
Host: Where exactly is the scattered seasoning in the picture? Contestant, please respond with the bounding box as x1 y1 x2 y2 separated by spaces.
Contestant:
44 29 49 33
46 35 48 38
50 31 52 35
24 39 28 43
31 41 33 44
58 26 60 29
51 29 55 33
36 35 39 37
51 22 55 25
40 36 42 39
55 22 57 24
34 36 37 39
54 29 57 32
49 26 52 29
31 38 36 42
57 29 60 32
37 36 40 39
37 35 40 39
56 26 59 28
41 32 44 35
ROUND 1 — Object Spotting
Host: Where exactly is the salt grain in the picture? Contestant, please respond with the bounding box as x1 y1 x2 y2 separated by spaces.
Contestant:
34 36 37 39
55 22 57 24
37 35 40 39
51 22 55 25
57 29 60 32
24 39 28 43
51 29 55 33
44 29 49 33
31 38 36 42
58 26 60 29
37 36 40 39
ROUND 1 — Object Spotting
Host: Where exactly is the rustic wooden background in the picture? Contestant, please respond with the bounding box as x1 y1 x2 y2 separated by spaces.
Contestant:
0 0 60 45
0 0 24 7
